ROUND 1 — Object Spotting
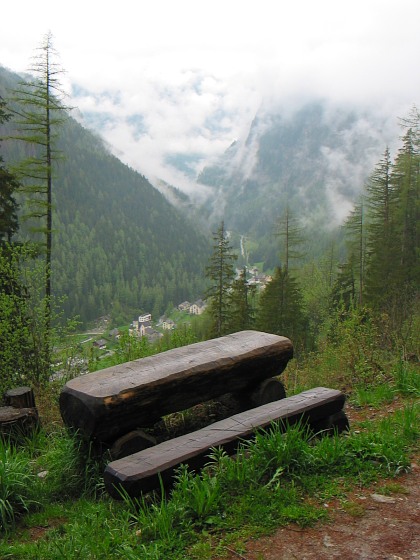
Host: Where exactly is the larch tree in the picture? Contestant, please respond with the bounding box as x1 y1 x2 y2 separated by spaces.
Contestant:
11 32 69 364
275 206 305 274
256 207 308 350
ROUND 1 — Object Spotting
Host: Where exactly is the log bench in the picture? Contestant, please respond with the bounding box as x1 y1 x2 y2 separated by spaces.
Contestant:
59 330 349 499
59 330 294 446
104 387 348 498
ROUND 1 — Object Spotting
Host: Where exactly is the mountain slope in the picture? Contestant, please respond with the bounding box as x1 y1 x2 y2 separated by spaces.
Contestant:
197 101 393 264
0 65 210 324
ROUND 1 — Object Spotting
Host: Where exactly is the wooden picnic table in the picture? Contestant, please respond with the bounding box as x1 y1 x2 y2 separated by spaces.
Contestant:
104 387 347 498
60 330 293 443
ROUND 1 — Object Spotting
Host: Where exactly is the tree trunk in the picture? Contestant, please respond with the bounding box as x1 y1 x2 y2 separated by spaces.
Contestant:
4 386 36 409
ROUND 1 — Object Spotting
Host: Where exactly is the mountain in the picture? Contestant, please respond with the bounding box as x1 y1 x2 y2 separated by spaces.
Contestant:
0 66 211 325
196 101 395 265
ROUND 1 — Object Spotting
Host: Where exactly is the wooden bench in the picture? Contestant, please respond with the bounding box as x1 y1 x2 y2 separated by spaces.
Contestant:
104 387 348 498
59 330 349 499
59 330 293 445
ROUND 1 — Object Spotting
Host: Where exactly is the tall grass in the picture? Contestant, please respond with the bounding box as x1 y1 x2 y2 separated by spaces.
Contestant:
0 438 38 532
1 401 417 558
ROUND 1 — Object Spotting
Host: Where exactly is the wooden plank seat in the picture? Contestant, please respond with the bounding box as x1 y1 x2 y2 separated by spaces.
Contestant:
104 387 347 499
60 330 293 444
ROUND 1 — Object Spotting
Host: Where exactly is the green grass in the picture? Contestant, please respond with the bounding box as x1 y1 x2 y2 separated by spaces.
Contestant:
0 399 417 559
1 322 419 560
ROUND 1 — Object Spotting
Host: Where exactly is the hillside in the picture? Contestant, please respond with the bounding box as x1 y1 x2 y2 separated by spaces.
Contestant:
197 101 394 266
0 65 211 325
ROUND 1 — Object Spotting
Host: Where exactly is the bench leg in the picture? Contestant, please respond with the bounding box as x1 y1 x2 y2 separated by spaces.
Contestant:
110 429 157 460
249 378 286 407
311 410 350 435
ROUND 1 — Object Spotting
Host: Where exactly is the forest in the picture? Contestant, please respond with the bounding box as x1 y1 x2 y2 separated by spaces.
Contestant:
0 63 210 327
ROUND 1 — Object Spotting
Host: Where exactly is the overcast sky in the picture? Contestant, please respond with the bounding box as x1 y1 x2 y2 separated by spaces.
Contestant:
1 0 419 189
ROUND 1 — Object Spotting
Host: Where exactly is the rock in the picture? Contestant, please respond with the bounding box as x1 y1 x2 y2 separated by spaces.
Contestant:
370 493 396 504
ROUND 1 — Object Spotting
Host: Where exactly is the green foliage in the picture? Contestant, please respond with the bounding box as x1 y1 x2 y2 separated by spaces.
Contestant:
0 95 20 243
0 241 86 395
0 439 37 532
352 384 396 407
256 266 308 351
392 360 420 397
284 306 393 392
31 429 104 501
205 221 237 337
225 267 256 333
339 107 419 330
1 65 211 327
0 399 417 557
0 244 46 394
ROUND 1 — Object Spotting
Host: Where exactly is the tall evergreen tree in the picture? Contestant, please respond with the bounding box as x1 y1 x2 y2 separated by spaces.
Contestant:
364 148 398 309
226 267 255 333
392 123 419 289
0 96 20 243
10 32 69 361
342 200 366 306
331 257 356 310
275 206 305 273
205 221 237 337
256 266 307 349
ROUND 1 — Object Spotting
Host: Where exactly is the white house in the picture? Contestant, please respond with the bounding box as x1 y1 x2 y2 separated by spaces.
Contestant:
162 319 176 330
139 313 152 323
189 299 206 315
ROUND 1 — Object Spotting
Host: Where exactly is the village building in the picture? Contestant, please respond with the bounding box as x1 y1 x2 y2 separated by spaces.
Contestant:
189 299 206 315
138 313 152 323
178 301 191 312
162 318 176 330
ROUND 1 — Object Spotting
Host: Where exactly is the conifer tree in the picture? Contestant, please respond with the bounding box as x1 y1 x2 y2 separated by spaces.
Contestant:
342 200 366 306
256 266 307 349
226 267 255 333
275 206 305 273
364 148 397 309
0 96 20 243
11 32 69 363
331 257 356 310
392 122 419 289
205 221 237 337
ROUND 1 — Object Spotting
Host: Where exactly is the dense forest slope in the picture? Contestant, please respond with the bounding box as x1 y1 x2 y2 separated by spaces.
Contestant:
0 66 211 324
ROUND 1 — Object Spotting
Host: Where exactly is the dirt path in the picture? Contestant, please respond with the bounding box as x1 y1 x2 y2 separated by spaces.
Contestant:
219 467 419 560
217 402 419 560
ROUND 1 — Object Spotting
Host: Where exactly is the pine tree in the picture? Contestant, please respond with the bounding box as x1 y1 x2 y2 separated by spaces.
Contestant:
0 96 20 243
331 257 356 311
226 267 255 333
392 123 419 289
364 148 397 309
205 221 237 337
342 200 366 306
256 266 307 350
